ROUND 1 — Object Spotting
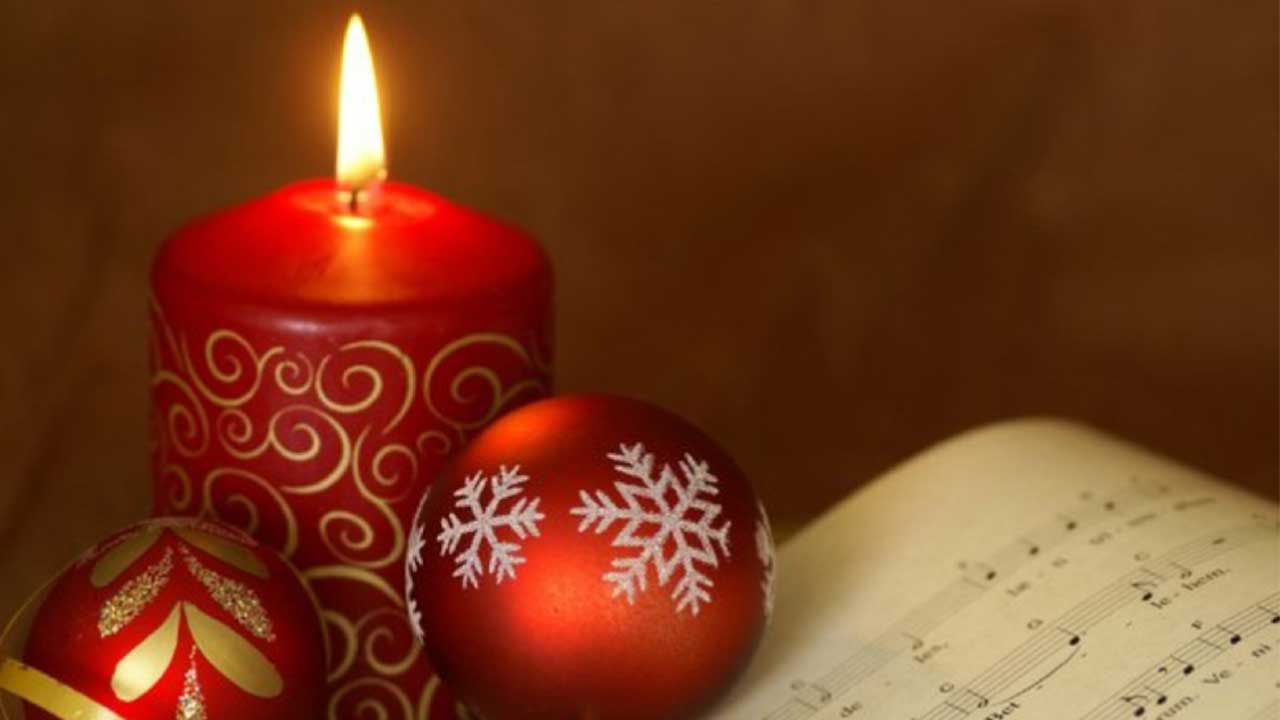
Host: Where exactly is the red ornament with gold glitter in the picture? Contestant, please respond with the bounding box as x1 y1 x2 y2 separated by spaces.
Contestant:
405 395 775 720
0 517 326 720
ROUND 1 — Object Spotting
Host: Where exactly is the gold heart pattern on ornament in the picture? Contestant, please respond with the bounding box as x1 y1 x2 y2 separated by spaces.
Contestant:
89 523 282 712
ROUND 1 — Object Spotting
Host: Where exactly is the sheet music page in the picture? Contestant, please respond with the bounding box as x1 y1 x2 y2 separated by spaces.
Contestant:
713 419 1279 720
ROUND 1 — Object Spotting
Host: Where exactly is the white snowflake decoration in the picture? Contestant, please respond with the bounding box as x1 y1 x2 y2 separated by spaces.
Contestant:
405 490 431 642
407 519 428 575
406 595 424 644
437 466 545 589
755 500 776 619
571 442 731 616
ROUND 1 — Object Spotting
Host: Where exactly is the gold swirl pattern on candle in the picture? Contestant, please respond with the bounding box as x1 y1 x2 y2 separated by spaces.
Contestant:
152 370 211 458
149 295 551 720
159 464 195 513
183 330 285 409
355 608 423 678
416 429 454 457
200 468 302 558
423 333 547 444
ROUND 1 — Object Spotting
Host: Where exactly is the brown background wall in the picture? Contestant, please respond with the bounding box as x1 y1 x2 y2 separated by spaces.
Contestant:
0 0 1275 619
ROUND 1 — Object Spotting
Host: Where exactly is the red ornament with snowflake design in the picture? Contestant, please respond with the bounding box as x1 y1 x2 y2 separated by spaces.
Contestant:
5 518 326 720
405 394 775 720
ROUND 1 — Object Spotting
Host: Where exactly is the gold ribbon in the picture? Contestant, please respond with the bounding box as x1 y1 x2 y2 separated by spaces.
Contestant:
0 657 124 720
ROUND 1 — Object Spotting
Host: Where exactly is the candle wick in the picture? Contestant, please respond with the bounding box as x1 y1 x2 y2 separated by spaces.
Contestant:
338 179 381 217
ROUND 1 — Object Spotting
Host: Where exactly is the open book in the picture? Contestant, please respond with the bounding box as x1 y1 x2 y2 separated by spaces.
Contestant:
713 419 1278 720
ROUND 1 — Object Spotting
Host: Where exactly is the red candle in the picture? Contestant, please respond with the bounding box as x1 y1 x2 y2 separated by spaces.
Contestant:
149 15 552 719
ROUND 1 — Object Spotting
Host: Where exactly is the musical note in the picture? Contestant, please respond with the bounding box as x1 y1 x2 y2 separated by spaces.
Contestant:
972 562 999 582
789 681 832 709
1142 687 1168 705
1073 593 1280 720
1121 695 1151 717
1171 655 1195 675
961 561 1000 587
743 468 1275 720
1131 580 1156 602
962 689 991 709
838 702 863 717
908 530 1268 720
1118 689 1168 717
1058 627 1082 646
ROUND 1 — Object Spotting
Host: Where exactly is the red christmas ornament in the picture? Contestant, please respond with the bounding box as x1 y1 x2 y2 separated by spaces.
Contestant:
0 517 327 720
406 394 775 720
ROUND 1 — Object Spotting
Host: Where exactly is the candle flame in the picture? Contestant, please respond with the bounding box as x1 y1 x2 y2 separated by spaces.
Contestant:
337 14 386 195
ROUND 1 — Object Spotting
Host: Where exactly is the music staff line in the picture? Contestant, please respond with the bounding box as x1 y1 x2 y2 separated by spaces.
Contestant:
913 522 1273 720
1078 592 1280 720
952 533 1259 708
763 482 1173 720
